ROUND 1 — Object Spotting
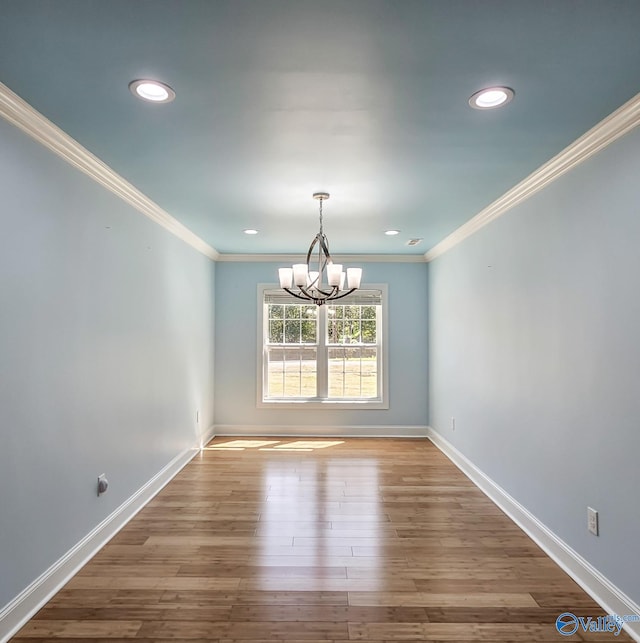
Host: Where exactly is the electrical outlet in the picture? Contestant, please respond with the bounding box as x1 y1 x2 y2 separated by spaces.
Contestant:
587 507 599 536
451 417 456 431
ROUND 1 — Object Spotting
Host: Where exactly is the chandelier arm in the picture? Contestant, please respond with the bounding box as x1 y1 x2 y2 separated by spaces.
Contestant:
308 286 343 301
306 234 320 262
284 284 343 305
297 284 333 301
306 234 331 267
312 285 338 298
306 239 325 287
283 287 318 302
305 232 332 290
302 285 330 306
317 233 332 263
324 288 357 302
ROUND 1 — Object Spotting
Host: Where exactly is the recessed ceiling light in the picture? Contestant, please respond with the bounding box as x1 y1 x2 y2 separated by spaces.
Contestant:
385 230 400 236
468 86 514 110
243 229 259 235
129 79 176 103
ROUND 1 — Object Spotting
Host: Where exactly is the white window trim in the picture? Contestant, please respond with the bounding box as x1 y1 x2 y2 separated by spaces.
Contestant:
256 283 389 409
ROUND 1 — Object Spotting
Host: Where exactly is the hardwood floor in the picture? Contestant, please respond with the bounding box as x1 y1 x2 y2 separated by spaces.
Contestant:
12 437 631 641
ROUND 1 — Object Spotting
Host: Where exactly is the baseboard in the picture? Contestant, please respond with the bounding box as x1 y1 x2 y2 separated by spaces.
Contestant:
214 424 429 438
0 442 203 642
199 422 217 447
426 427 640 642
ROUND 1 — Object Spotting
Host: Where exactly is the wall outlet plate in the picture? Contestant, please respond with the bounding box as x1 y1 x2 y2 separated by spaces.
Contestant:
587 506 599 536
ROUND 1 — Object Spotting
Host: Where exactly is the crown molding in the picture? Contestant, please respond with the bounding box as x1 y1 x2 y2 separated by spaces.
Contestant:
425 91 640 262
0 82 219 261
217 253 427 263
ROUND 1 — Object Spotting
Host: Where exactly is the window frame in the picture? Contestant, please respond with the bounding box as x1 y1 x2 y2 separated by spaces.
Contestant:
257 283 389 409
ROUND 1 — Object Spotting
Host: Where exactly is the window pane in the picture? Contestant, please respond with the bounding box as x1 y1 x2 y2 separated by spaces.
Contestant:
361 320 376 343
266 346 284 397
328 346 378 398
285 305 301 319
285 319 300 343
327 304 377 345
302 306 316 319
269 319 284 343
329 320 344 344
345 319 360 343
267 346 316 398
334 317 358 344
270 304 284 319
301 319 316 343
327 318 336 342
362 305 375 320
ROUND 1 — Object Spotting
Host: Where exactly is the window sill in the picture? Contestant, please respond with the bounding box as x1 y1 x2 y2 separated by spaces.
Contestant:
258 398 389 410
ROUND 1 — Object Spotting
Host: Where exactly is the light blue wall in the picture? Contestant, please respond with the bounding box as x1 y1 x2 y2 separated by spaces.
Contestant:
214 261 428 428
0 119 215 610
429 126 640 603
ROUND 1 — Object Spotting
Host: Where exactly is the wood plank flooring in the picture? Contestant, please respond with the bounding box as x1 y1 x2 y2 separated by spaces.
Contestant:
11 437 631 642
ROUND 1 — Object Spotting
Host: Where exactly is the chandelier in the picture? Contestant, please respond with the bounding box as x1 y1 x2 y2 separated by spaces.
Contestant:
278 192 362 306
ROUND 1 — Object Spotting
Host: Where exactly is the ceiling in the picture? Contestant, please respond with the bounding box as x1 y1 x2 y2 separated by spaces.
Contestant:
1 1 640 256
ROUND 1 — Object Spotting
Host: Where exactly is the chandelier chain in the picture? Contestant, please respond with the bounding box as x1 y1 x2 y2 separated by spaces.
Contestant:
318 196 324 235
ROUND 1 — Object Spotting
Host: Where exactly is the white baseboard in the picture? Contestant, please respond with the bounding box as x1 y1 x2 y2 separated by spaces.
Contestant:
199 422 217 446
426 427 640 642
214 424 429 438
0 438 207 643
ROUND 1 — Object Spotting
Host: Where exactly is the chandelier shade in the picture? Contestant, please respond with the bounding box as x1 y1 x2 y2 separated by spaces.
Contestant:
278 193 362 306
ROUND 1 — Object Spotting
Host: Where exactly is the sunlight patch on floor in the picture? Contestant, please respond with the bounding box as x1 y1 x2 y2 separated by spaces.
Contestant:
205 439 345 451
274 440 344 450
259 447 314 452
204 440 281 450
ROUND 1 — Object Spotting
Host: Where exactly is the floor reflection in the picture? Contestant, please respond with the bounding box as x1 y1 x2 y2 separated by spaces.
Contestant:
202 439 280 450
257 441 382 590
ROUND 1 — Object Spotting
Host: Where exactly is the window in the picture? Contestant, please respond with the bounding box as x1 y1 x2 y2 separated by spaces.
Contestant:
258 285 388 408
